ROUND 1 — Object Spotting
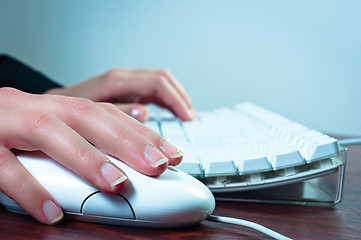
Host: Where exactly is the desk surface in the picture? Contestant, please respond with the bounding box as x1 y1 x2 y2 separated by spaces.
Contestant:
1 142 360 240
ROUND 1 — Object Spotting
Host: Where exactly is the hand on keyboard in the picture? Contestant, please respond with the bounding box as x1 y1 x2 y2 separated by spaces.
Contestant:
46 68 196 122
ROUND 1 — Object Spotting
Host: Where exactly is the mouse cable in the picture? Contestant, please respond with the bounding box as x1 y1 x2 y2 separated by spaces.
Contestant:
206 215 293 240
338 137 361 146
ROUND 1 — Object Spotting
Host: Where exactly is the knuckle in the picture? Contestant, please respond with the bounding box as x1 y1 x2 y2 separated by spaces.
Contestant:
73 142 93 164
25 111 55 133
138 123 156 136
0 87 21 95
0 87 23 99
154 75 169 86
61 97 95 116
104 68 125 80
110 127 143 152
99 102 119 113
137 124 162 144
111 127 132 143
156 68 171 77
152 69 172 85
17 177 36 195
0 148 13 170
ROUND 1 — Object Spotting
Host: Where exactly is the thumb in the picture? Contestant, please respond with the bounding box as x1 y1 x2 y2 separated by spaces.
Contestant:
114 103 150 122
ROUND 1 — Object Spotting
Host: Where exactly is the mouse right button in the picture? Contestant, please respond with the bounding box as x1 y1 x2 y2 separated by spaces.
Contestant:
81 192 135 219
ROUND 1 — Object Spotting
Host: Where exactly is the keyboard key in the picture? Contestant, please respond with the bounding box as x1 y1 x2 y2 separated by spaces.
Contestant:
225 141 271 174
269 122 309 140
265 146 305 169
255 139 305 169
183 121 204 142
299 136 339 162
177 149 203 176
148 105 175 120
290 130 339 161
160 121 186 140
202 157 237 176
235 102 291 126
236 152 271 174
198 149 237 176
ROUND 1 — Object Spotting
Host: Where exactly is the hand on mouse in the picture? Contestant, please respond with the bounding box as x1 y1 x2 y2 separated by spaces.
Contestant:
45 68 196 122
0 87 183 225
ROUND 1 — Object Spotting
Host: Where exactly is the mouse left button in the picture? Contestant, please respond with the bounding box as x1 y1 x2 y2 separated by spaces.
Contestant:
81 192 135 219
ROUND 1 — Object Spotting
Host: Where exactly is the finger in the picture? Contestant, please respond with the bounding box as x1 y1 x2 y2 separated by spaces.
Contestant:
42 96 169 176
114 103 150 122
152 77 194 121
105 69 195 121
0 146 63 225
1 91 170 177
129 74 195 121
98 103 183 166
141 69 196 121
146 69 194 111
0 108 128 194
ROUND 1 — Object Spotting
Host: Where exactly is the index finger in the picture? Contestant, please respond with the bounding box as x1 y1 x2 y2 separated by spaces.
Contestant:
106 68 196 121
140 69 196 120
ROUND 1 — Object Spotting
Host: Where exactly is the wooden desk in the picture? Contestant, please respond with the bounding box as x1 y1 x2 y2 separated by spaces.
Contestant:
1 143 360 240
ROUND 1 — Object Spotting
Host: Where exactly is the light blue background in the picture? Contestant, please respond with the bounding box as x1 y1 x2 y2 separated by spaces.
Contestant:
1 0 360 135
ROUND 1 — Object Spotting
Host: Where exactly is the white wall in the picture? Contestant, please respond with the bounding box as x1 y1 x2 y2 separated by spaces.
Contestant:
1 0 360 135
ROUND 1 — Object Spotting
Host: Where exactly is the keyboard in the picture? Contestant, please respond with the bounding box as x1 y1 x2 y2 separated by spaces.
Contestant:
145 102 345 194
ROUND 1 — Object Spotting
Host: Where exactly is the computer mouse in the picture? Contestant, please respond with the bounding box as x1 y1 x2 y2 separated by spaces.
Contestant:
0 151 215 228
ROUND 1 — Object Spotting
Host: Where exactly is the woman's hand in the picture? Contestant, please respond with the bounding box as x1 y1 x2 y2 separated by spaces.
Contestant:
45 68 196 122
0 87 183 225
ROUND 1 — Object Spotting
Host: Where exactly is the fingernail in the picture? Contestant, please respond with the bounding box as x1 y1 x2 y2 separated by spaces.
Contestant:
101 162 128 188
144 145 168 168
191 108 197 119
43 200 63 224
160 140 183 159
130 108 144 121
187 108 196 120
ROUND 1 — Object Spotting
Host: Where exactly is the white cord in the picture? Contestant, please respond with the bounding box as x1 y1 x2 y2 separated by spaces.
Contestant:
338 138 361 146
206 215 293 240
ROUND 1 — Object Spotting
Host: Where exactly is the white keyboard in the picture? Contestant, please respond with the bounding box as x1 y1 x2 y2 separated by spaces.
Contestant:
145 103 344 193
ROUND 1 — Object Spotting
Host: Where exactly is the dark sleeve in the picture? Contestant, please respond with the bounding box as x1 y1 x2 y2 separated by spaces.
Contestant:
0 54 63 94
